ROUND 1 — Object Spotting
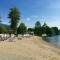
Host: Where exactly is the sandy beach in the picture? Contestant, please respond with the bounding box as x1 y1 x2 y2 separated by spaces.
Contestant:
0 36 60 60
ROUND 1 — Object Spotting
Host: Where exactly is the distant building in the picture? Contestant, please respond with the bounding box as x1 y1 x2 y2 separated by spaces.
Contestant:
28 32 34 35
42 34 47 37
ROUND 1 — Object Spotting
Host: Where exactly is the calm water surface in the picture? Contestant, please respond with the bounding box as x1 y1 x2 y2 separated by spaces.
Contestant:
47 35 60 47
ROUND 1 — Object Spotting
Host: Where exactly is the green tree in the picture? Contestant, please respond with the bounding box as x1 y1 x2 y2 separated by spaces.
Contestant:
45 26 54 36
8 7 20 34
35 21 41 28
34 21 42 36
0 16 1 23
58 29 60 35
0 17 7 33
42 22 47 34
42 23 55 36
28 28 34 32
17 23 27 35
28 28 34 35
0 26 7 33
51 27 59 35
42 22 47 27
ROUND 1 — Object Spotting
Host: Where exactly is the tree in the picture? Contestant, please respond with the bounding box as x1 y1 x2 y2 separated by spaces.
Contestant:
45 26 54 36
35 21 41 28
0 26 7 34
28 28 34 32
42 22 47 27
58 29 60 35
0 17 8 33
51 27 59 35
42 23 54 36
17 23 27 35
34 21 42 36
8 7 20 34
0 16 1 23
28 28 34 35
42 22 47 34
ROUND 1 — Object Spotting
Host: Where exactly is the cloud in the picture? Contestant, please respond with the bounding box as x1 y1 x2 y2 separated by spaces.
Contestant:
26 17 30 21
26 16 40 21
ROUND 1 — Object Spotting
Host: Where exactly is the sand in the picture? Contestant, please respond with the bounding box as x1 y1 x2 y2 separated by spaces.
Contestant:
0 36 60 60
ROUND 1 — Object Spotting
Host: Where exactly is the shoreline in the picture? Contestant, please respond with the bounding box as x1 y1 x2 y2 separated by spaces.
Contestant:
40 36 60 55
42 36 60 49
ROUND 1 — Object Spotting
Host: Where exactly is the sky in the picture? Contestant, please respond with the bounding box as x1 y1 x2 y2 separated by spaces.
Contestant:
0 0 60 28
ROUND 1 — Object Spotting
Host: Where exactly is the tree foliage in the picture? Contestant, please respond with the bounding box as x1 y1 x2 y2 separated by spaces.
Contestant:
34 21 42 36
42 22 47 34
0 26 7 33
35 21 41 28
17 23 27 35
51 27 59 35
42 23 59 36
28 28 34 32
8 7 20 34
45 26 54 36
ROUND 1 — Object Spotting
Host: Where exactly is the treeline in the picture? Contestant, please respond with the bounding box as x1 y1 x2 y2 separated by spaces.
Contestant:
17 21 60 36
0 21 59 37
34 21 59 36
0 7 60 37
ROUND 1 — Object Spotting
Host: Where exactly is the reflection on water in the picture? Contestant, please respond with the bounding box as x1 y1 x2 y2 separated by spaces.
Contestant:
47 35 60 46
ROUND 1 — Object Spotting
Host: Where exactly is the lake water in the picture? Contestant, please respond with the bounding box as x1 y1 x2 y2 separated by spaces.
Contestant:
47 35 60 47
